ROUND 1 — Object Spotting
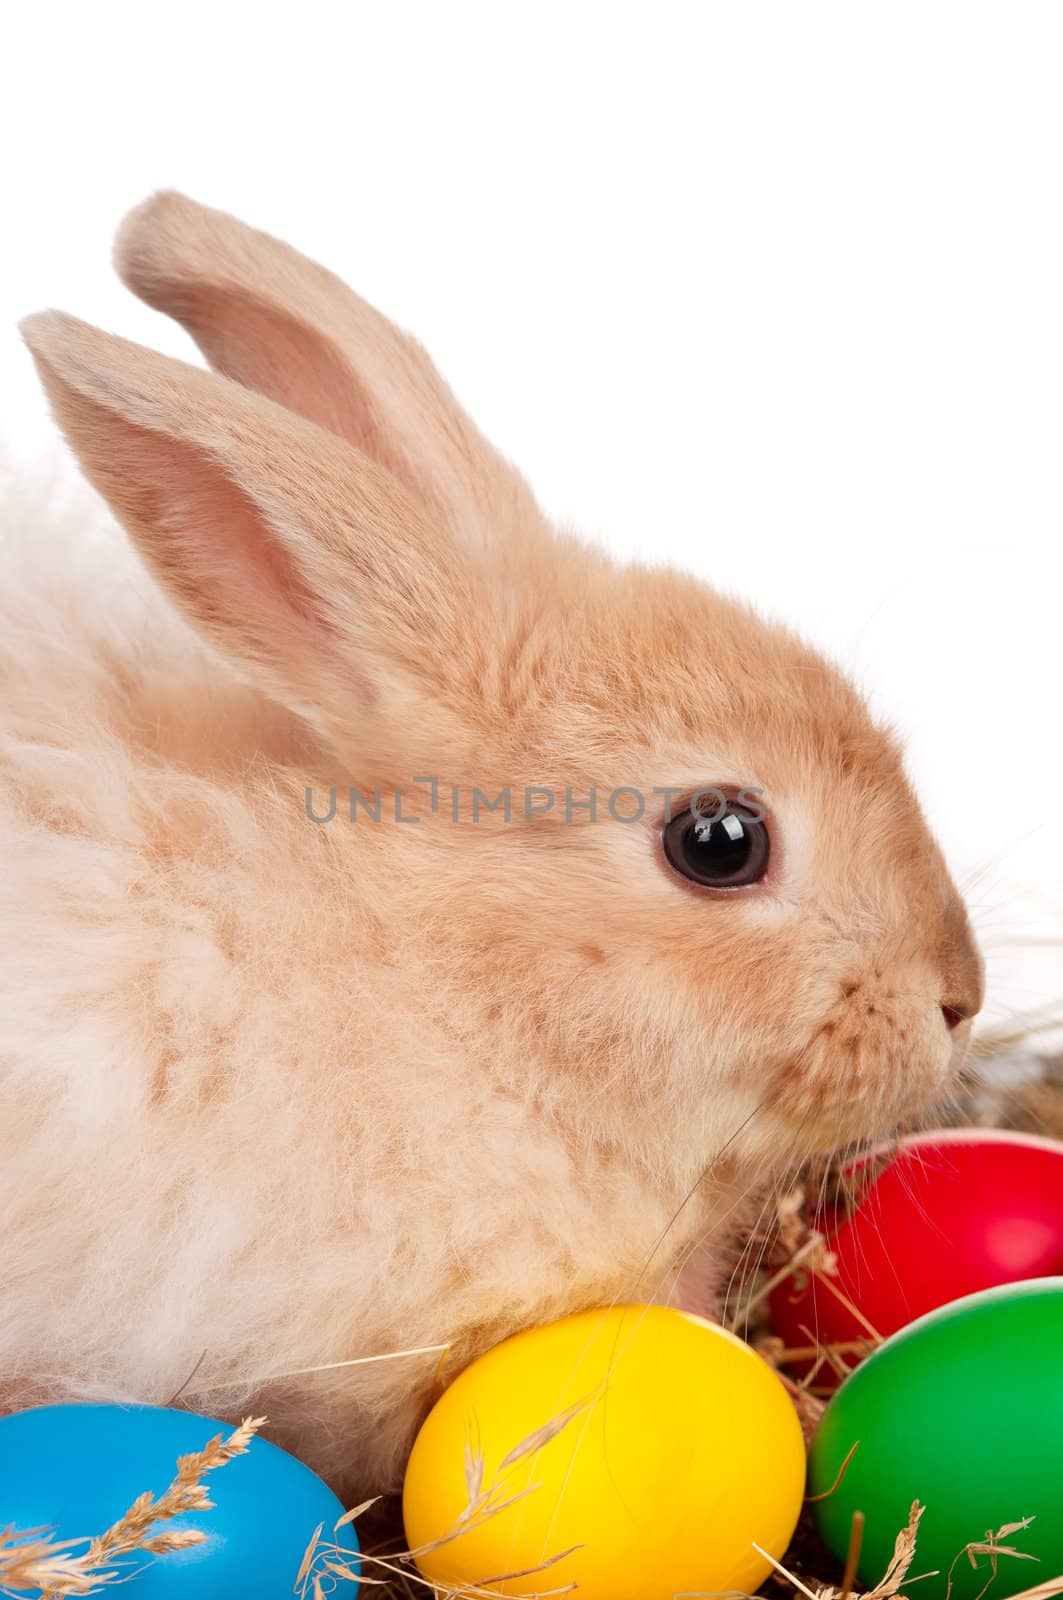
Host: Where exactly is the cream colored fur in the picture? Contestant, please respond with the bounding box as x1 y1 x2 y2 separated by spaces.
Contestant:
1 195 982 1495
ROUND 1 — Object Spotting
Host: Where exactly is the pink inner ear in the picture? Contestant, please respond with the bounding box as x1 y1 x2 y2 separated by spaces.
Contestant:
173 285 411 483
47 374 339 697
144 430 332 655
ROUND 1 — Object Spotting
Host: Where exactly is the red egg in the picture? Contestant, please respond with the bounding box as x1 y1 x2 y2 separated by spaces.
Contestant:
770 1128 1063 1386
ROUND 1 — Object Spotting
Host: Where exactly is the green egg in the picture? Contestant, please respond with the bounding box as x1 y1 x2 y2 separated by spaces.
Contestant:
809 1278 1063 1600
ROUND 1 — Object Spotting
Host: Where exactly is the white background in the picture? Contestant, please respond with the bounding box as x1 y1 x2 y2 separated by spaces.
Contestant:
2 3 1060 1047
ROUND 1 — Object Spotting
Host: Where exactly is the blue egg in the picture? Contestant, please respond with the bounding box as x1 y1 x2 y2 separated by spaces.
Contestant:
0 1404 359 1597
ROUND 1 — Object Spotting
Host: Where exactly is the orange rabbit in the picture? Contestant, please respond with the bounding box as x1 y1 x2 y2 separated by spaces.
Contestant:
1 194 981 1493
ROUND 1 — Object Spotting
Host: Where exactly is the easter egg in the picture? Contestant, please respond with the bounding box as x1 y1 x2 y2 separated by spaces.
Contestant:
809 1278 1063 1600
771 1129 1063 1381
403 1303 805 1600
0 1404 358 1597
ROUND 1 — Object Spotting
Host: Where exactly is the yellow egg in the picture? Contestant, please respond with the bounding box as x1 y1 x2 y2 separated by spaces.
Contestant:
402 1304 805 1600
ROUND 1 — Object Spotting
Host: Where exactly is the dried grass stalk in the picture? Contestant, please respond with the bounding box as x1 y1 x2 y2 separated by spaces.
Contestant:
0 1416 263 1598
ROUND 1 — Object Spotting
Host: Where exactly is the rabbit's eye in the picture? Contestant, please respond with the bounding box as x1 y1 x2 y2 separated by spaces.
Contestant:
662 796 770 889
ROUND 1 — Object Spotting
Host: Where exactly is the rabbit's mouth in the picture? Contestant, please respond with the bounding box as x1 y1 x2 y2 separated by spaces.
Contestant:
771 1023 964 1154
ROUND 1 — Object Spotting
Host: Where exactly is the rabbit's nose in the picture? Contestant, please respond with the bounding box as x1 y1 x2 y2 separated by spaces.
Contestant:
938 897 984 1033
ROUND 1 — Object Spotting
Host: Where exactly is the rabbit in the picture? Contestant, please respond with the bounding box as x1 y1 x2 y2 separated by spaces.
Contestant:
1 192 982 1497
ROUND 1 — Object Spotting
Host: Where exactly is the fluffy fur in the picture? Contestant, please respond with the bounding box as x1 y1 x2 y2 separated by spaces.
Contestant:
0 194 982 1495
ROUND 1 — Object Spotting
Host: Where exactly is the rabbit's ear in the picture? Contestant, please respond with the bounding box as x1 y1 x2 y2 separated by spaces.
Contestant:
21 310 478 762
114 191 540 561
